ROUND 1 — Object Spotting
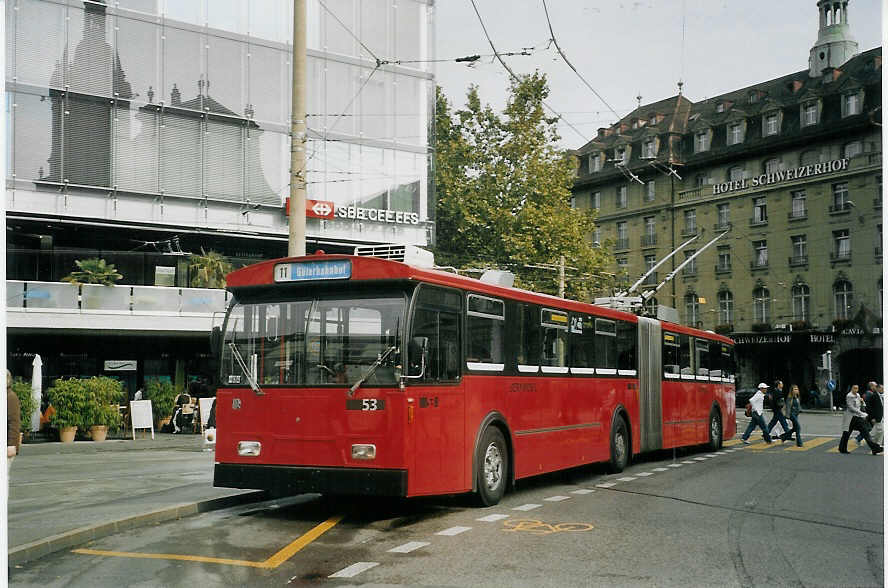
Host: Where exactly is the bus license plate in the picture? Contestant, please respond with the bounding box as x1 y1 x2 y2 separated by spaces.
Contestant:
346 398 385 411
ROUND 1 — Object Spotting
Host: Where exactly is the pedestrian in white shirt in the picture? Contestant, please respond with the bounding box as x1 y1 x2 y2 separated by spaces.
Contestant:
839 384 883 455
741 383 773 444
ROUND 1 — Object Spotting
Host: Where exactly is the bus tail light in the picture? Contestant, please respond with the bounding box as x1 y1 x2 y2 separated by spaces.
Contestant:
351 444 376 460
237 441 261 456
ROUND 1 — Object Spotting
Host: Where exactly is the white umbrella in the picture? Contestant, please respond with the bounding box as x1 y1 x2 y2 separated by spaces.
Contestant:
30 354 42 432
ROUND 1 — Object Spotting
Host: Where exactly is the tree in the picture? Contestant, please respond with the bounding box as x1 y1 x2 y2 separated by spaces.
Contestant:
434 73 611 300
62 258 123 286
188 249 233 288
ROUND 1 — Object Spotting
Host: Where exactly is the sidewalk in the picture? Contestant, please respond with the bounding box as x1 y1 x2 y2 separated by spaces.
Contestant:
8 433 266 566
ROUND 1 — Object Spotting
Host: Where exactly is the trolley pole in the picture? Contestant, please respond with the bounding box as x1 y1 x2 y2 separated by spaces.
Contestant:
288 0 307 257
558 255 565 298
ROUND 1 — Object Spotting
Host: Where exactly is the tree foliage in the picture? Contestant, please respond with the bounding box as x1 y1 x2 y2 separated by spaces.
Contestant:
62 258 123 286
434 73 610 300
189 249 233 289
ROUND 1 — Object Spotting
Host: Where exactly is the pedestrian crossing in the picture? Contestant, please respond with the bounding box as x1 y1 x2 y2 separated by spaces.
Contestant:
784 436 833 451
728 435 883 454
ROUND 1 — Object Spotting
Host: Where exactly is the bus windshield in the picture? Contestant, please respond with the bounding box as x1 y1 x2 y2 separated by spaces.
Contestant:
221 293 406 388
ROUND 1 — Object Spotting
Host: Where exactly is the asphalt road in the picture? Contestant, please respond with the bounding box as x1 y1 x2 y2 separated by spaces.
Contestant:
10 412 884 588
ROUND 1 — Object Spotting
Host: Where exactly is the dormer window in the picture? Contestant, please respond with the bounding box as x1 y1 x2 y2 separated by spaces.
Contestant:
763 112 779 136
649 113 657 125
748 91 760 104
631 119 639 129
642 139 656 159
843 91 862 117
716 103 726 113
694 131 710 153
616 147 628 165
727 122 744 146
588 152 602 173
802 101 819 127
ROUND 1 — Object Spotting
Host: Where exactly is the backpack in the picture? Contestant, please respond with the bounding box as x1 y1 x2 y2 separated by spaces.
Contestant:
744 402 752 418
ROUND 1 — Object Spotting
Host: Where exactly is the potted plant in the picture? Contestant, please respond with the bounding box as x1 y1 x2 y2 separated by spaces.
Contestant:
10 377 37 442
188 249 233 288
145 378 177 429
714 324 733 335
47 378 90 442
751 322 771 332
84 377 124 442
61 257 123 286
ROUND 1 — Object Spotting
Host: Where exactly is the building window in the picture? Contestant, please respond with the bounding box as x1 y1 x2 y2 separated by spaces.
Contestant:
727 123 743 145
589 152 602 172
683 209 697 234
569 195 576 209
843 141 862 159
833 280 854 319
790 190 807 218
752 197 767 224
753 287 771 323
643 140 656 159
792 284 810 322
617 258 628 270
643 254 657 283
833 229 851 259
694 174 710 187
683 250 697 275
764 113 779 136
685 293 699 326
791 235 807 265
716 103 726 113
616 186 627 208
592 228 601 247
717 203 730 229
764 158 782 174
844 92 861 116
649 113 658 125
803 102 818 126
753 240 768 267
616 147 628 165
645 180 655 202
832 182 850 211
616 222 628 249
643 216 656 246
694 131 709 153
718 291 734 324
800 150 822 166
729 166 746 182
717 246 731 272
591 191 601 210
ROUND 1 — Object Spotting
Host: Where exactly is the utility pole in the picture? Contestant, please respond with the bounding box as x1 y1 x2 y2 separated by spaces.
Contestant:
288 0 307 257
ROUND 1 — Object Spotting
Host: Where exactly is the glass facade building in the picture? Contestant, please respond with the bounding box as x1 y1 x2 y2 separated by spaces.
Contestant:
6 0 434 248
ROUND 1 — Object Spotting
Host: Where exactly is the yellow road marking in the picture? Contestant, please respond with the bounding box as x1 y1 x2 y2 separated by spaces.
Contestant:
746 440 778 451
723 439 743 447
785 437 834 451
73 514 344 569
827 442 864 453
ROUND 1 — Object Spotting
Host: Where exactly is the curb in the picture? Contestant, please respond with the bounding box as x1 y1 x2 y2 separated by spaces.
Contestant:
9 490 268 566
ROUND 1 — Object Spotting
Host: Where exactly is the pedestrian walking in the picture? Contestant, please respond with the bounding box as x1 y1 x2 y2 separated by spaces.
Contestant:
766 379 791 442
856 381 883 446
781 384 804 447
741 383 773 444
7 369 21 475
839 384 883 455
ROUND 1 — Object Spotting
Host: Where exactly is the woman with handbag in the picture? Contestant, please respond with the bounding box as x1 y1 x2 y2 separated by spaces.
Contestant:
741 383 772 444
781 384 804 447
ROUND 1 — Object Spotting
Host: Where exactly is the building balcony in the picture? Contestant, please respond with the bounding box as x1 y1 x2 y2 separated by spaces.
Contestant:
788 255 808 267
749 259 769 270
787 209 807 221
715 263 732 274
615 238 630 251
749 217 768 227
680 227 698 237
830 251 852 263
828 202 852 214
641 234 657 247
6 280 228 334
678 187 703 202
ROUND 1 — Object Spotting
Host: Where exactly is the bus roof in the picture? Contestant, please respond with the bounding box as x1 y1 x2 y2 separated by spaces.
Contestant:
226 253 734 346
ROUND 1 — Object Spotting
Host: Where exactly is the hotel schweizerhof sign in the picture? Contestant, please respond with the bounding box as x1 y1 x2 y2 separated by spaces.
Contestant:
712 158 849 196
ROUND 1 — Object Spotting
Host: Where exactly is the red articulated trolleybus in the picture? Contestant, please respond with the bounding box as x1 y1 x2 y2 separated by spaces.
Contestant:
212 251 736 506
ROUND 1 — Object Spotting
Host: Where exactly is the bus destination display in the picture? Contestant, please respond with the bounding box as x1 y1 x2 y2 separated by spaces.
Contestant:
274 260 352 282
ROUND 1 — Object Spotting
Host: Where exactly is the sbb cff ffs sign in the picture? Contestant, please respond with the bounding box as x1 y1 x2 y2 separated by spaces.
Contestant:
285 198 421 225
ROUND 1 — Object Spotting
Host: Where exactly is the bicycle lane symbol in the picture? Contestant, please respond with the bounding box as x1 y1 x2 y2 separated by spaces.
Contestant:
502 519 595 535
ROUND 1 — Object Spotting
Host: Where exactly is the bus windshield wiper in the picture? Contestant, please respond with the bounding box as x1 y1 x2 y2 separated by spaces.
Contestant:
348 345 397 398
228 341 265 396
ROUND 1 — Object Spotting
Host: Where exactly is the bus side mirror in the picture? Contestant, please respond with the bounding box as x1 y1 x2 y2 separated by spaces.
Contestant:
406 336 429 378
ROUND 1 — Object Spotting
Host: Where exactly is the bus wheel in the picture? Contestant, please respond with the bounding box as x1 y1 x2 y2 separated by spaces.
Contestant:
476 427 507 506
708 409 722 450
608 416 629 473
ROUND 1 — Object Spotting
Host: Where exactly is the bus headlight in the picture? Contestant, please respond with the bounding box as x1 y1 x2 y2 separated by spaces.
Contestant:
351 444 376 460
237 441 261 456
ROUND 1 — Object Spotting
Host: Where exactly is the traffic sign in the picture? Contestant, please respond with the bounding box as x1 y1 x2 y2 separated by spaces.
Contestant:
306 199 335 219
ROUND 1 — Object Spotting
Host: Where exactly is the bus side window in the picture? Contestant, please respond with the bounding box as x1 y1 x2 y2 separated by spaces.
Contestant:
517 304 541 372
541 309 568 373
663 332 680 377
617 321 637 374
466 294 505 370
411 286 461 382
594 318 617 373
679 334 692 376
695 339 710 377
569 314 595 373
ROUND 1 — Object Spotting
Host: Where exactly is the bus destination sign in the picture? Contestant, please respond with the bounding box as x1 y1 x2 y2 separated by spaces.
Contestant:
275 260 352 282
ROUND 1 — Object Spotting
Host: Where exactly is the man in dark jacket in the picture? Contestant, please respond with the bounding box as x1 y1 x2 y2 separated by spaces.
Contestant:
766 379 791 442
857 381 883 446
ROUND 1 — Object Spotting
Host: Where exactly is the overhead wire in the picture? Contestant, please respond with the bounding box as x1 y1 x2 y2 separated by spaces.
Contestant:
468 0 589 143
541 0 621 122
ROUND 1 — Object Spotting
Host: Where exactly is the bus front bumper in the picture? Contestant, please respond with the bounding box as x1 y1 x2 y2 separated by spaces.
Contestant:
214 463 408 497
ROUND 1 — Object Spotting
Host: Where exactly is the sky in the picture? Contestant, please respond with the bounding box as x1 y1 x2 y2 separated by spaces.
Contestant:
433 0 884 149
